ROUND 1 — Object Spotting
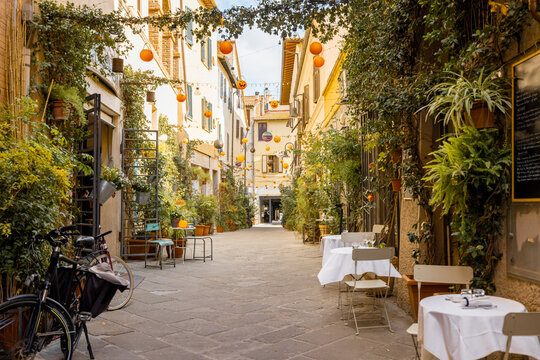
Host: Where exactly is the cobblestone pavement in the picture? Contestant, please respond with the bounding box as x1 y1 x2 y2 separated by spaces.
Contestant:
79 225 417 360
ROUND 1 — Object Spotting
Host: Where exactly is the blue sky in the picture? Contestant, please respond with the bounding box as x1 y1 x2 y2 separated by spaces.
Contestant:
214 0 284 97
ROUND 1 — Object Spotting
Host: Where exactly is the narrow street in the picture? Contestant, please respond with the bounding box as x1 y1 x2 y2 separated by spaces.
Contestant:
82 226 416 360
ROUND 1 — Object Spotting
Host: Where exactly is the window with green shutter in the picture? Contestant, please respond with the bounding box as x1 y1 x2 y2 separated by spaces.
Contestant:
207 38 212 69
201 38 206 63
187 84 193 119
208 103 213 130
185 7 193 46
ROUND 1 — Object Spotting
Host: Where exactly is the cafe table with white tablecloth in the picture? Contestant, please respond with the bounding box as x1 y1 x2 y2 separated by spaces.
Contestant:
418 295 540 360
320 235 342 264
318 247 401 285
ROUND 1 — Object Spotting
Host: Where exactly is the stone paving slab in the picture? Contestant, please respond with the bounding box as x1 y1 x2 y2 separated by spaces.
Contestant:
78 225 418 359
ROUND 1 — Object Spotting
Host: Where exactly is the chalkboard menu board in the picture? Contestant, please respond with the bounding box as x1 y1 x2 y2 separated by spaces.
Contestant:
512 50 540 201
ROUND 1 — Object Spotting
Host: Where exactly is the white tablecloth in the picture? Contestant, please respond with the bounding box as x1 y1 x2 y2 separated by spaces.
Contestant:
317 247 401 285
320 235 342 264
419 295 540 360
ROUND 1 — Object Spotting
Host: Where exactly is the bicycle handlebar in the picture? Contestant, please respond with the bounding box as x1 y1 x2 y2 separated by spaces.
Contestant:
95 230 112 240
32 225 79 247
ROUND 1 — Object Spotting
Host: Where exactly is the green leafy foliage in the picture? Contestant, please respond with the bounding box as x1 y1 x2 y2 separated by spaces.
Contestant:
424 127 510 291
0 99 77 300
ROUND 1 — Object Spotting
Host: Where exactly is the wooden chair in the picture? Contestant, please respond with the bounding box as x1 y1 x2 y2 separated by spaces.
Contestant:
144 221 175 270
345 247 395 334
502 312 540 360
407 265 473 359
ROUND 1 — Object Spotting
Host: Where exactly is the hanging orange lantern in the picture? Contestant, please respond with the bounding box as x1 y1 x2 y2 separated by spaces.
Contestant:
219 40 233 55
244 167 248 171
287 144 293 150
204 109 212 118
256 186 259 188
273 136 281 143
140 49 154 62
280 160 283 163
176 93 186 102
248 164 252 168
236 80 247 90
236 154 245 162
283 163 289 169
283 175 286 178
270 100 279 109
263 175 267 178
242 173 245 177
242 137 248 144
182 138 189 144
218 164 222 168
309 41 323 55
274 186 276 188
313 56 325 67
220 151 225 156
265 146 270 151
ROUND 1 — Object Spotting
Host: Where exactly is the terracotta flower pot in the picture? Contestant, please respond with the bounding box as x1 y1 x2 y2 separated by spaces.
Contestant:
469 102 495 128
216 225 224 233
318 224 330 236
203 225 210 236
391 179 402 192
194 225 205 236
51 100 71 121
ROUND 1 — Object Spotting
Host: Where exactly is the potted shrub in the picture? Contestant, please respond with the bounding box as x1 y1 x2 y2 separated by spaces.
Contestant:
95 165 129 205
193 195 218 236
215 213 226 232
170 206 183 228
391 178 402 192
423 69 511 130
50 84 86 124
132 177 152 205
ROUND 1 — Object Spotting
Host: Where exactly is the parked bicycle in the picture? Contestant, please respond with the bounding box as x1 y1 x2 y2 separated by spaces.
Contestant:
75 231 134 311
0 226 128 359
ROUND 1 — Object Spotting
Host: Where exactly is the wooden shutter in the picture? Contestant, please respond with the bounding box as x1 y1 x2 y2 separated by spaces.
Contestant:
207 38 212 69
262 155 267 173
208 103 213 130
187 84 193 118
201 38 206 63
185 7 193 46
201 98 205 129
278 158 283 173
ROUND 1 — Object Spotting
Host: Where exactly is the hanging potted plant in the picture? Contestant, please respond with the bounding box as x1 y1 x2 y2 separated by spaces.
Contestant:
95 165 129 205
170 206 183 228
423 69 511 130
132 177 152 205
49 84 86 124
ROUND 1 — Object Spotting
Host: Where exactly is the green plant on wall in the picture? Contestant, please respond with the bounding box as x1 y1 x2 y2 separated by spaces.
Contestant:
0 99 79 301
424 127 511 292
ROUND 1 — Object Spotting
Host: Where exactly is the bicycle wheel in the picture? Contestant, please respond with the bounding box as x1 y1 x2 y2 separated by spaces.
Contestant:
92 254 134 310
0 296 73 360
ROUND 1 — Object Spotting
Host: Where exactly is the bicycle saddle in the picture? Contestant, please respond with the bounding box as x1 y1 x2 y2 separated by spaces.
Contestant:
75 235 95 249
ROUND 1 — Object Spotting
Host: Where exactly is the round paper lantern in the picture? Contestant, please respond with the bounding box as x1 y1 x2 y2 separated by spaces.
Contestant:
283 163 289 169
236 80 247 90
248 164 252 168
182 138 189 144
219 40 233 55
250 147 255 153
140 49 154 62
309 41 323 55
204 109 212 118
242 173 245 177
280 160 283 163
235 162 242 167
262 132 273 142
242 137 248 144
273 181 276 184
236 154 245 162
273 136 281 143
287 144 293 150
283 175 286 178
313 56 325 67
263 175 267 178
270 100 279 109
214 139 224 149
218 164 222 168
220 151 225 156
274 186 276 188
176 93 186 102
265 146 270 151
367 194 375 201
178 220 188 228
256 186 259 188
266 194 269 196
244 167 248 171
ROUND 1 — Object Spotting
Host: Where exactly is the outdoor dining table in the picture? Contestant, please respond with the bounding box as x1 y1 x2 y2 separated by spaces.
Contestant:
418 295 540 360
317 246 401 285
320 233 376 265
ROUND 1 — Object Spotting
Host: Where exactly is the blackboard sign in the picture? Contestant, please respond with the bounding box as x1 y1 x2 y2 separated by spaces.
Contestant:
512 50 540 201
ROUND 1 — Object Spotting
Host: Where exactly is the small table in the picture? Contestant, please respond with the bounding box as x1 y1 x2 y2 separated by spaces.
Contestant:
320 235 342 264
170 226 195 262
419 295 540 360
317 247 401 285
185 236 213 262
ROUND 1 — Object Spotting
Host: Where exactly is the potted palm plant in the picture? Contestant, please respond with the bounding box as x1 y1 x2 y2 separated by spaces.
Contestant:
423 69 511 130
